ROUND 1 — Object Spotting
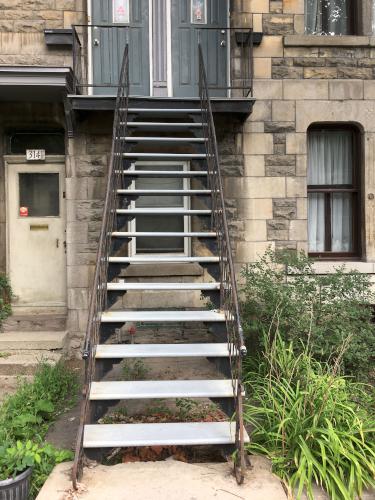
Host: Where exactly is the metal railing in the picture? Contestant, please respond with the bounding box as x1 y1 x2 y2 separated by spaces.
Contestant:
72 25 253 97
198 43 248 484
71 43 130 488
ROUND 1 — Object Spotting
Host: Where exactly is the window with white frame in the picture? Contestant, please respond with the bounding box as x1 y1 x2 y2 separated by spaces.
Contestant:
307 126 361 258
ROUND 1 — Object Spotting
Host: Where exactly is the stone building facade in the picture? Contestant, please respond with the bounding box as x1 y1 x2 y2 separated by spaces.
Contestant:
0 0 374 353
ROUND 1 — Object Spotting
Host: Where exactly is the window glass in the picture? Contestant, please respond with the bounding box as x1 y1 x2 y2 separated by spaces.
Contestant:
305 0 350 35
191 0 207 24
19 173 59 217
113 0 130 24
307 128 358 255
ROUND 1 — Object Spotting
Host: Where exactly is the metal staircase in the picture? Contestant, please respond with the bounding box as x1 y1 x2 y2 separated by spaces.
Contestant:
72 44 249 487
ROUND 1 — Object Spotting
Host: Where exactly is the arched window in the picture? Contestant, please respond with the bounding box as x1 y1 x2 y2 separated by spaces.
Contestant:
305 0 358 35
307 125 361 258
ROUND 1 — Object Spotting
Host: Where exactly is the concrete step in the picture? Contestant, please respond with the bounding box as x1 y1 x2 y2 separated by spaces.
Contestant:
83 421 250 448
0 331 67 351
0 351 62 376
2 314 66 332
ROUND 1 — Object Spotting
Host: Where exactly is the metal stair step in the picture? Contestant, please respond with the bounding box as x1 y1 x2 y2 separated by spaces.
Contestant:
117 189 211 195
95 343 231 359
108 256 220 264
116 208 211 215
123 137 207 143
89 379 236 400
126 122 204 128
123 153 206 159
83 422 250 448
111 231 216 238
101 310 225 323
120 170 207 177
126 108 202 114
107 282 220 291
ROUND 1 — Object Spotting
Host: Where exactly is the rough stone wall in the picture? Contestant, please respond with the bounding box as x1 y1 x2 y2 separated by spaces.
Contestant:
0 0 86 66
65 115 111 351
227 0 375 273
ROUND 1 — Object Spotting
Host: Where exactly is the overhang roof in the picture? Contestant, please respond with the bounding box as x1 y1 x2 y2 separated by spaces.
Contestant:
0 66 73 102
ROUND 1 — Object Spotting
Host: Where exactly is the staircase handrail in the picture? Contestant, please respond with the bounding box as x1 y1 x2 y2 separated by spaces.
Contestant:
198 43 247 484
72 43 130 488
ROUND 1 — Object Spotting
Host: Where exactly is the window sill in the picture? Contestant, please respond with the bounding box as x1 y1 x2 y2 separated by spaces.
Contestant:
309 261 375 274
284 35 375 48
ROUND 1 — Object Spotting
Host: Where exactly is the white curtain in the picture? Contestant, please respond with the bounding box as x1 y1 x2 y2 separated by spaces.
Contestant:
308 130 353 252
305 0 349 35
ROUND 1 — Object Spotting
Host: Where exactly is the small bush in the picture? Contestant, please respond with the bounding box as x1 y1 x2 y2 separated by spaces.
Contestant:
0 361 78 442
241 249 375 379
0 274 12 329
0 361 78 498
244 331 375 500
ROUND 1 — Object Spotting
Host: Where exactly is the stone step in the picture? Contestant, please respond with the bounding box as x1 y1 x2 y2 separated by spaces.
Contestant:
2 314 66 333
0 351 62 376
0 331 67 351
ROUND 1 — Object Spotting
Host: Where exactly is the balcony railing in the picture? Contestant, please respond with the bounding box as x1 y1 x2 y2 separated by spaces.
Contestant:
72 24 253 98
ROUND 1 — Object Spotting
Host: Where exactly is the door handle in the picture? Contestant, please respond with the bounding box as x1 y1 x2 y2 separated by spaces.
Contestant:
56 239 59 248
93 38 100 46
220 40 226 47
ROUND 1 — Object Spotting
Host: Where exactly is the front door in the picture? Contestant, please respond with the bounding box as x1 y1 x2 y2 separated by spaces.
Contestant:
91 0 228 97
92 0 150 95
171 0 228 97
6 162 66 312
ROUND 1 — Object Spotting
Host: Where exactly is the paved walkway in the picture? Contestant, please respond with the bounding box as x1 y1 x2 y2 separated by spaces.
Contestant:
37 457 287 500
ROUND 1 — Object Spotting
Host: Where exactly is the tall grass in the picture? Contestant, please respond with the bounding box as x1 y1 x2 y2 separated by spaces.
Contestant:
243 329 375 500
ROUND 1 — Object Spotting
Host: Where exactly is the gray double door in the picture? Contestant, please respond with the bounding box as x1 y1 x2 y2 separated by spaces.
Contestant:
92 0 228 96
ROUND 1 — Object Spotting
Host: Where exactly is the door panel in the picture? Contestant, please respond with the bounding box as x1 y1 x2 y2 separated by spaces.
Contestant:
7 164 66 311
92 0 150 95
171 0 228 97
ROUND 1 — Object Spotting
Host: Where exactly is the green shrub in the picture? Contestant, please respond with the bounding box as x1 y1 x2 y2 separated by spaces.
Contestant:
241 249 375 379
244 331 375 500
0 361 78 442
0 274 12 329
0 362 78 498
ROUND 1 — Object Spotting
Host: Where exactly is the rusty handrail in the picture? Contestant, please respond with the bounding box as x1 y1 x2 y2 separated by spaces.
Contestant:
71 43 130 489
198 43 247 484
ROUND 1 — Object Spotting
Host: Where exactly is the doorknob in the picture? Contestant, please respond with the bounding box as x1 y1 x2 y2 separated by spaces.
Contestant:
93 38 100 46
220 40 226 47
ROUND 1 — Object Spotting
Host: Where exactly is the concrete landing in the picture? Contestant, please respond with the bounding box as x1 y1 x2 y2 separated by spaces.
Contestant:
37 457 287 500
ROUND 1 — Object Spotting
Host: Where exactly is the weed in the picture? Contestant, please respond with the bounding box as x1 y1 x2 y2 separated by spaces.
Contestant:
121 359 149 380
0 352 10 359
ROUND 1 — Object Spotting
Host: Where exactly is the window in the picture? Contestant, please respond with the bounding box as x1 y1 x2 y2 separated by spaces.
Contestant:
8 131 65 155
19 173 60 217
307 126 360 258
305 0 357 35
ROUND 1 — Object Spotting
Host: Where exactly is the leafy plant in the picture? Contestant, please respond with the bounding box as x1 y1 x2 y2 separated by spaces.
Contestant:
241 248 375 379
0 361 78 442
121 359 149 381
0 274 12 329
0 440 72 497
244 329 375 500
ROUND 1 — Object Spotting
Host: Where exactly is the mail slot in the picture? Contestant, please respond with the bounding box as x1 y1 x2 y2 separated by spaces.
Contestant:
30 224 49 231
